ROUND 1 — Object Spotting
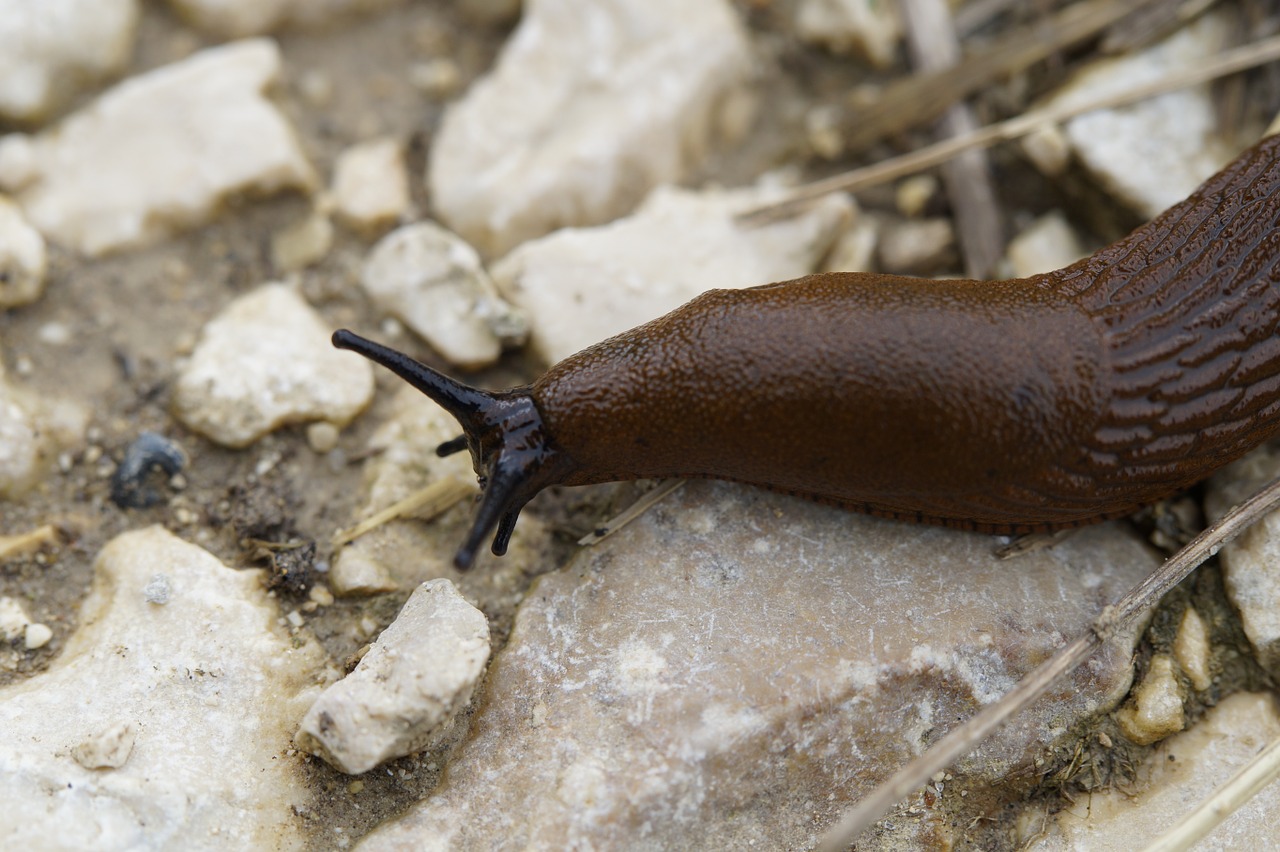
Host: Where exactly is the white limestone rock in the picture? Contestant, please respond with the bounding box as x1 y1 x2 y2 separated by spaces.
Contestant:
166 0 409 37
0 39 316 256
0 597 31 642
0 359 88 499
1114 654 1185 745
0 0 138 122
429 0 753 256
172 283 374 448
0 196 47 308
358 480 1157 849
876 216 956 275
0 526 327 850
1205 445 1280 678
360 222 526 370
1024 692 1280 850
331 138 411 232
297 578 490 774
493 184 853 365
1004 211 1086 279
1173 606 1212 692
1023 13 1233 219
795 0 903 69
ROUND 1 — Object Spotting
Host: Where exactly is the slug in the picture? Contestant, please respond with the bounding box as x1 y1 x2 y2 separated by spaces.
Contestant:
335 134 1280 570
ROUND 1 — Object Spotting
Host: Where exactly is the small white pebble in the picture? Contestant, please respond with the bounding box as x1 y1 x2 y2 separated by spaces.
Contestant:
287 609 305 628
896 175 938 218
309 584 335 606
271 212 333 272
306 422 340 454
37 322 72 345
0 597 32 641
24 622 52 650
144 573 172 605
297 69 333 108
409 59 462 97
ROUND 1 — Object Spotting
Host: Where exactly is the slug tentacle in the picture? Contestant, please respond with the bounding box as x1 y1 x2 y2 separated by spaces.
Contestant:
332 329 573 570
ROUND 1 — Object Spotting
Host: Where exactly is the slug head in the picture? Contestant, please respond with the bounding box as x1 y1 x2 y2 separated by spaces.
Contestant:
332 330 570 570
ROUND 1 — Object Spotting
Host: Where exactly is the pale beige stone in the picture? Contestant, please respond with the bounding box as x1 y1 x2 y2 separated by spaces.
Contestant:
331 138 410 231
0 196 47 308
493 184 852 365
1173 606 1212 692
270 211 333 271
796 0 903 69
172 283 374 448
1026 692 1280 850
1116 654 1185 745
297 579 490 774
360 222 525 370
429 0 753 256
0 360 88 499
1205 446 1280 678
1023 13 1233 218
0 40 315 256
1005 211 1086 279
0 527 327 849
0 0 138 121
166 0 409 37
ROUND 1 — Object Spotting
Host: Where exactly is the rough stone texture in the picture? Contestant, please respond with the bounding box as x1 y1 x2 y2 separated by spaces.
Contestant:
1023 13 1232 219
1004 211 1085 279
0 0 138 122
0 39 315 256
0 596 30 641
1114 654 1185 746
1173 606 1212 692
330 385 549 599
297 578 490 774
1024 692 1280 850
0 196 47 308
172 283 374 448
795 0 903 69
331 137 411 232
0 526 327 850
876 216 956 275
0 359 88 499
360 222 526 370
271 211 334 271
166 0 409 37
358 481 1157 850
429 0 753 257
1205 445 1280 678
492 185 852 365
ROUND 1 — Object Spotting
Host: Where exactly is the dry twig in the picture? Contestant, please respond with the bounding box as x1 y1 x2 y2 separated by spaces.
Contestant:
739 34 1280 226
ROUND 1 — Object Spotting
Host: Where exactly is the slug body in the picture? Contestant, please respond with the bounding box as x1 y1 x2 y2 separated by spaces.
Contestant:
335 135 1280 569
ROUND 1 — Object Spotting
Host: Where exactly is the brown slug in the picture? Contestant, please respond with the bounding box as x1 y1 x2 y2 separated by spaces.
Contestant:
334 133 1280 570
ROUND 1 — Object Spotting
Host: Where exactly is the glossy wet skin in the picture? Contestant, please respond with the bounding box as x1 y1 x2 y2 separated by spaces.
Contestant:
335 134 1280 567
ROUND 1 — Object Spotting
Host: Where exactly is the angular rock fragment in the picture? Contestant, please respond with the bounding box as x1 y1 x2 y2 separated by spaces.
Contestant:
297 578 490 774
0 39 315 256
429 0 753 256
0 527 327 849
172 283 373 448
0 0 138 122
493 184 852 364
